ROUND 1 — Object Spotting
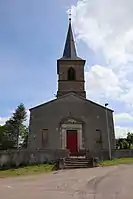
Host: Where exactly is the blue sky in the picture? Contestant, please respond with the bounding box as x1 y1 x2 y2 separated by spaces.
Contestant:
1 0 133 138
0 0 77 115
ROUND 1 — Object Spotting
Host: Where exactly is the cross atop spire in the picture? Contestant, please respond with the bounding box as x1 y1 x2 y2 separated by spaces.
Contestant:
68 8 72 22
60 11 82 60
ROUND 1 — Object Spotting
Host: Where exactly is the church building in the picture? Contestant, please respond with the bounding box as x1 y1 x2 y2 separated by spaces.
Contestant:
28 17 116 158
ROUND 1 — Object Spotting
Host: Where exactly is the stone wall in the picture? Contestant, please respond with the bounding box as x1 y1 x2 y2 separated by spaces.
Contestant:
0 149 133 169
92 149 133 160
0 149 68 169
29 94 115 152
114 150 133 158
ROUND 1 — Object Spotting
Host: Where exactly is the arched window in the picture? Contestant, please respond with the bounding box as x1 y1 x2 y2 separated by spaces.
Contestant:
67 67 76 80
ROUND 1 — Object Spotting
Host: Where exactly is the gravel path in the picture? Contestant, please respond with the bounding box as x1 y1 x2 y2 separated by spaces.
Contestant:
0 165 133 199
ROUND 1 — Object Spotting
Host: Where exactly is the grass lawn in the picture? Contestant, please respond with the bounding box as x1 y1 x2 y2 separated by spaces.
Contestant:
0 164 55 178
100 157 133 167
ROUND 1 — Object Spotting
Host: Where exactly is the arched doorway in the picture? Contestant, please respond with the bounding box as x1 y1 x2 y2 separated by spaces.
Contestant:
60 118 84 154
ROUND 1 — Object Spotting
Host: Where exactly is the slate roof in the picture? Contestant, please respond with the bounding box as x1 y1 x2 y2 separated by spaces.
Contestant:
29 92 113 112
59 20 83 60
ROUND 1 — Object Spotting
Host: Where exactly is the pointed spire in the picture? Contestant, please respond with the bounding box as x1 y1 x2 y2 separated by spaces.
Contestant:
62 19 78 59
60 10 83 60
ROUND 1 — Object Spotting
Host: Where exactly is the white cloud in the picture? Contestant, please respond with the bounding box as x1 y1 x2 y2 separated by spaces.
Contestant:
114 113 133 138
26 110 30 125
71 0 133 137
0 117 9 126
115 126 133 138
85 65 122 99
114 113 133 123
72 0 133 65
72 0 133 105
0 109 30 126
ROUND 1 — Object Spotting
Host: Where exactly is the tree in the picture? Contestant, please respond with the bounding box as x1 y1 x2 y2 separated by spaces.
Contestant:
0 103 27 149
11 103 27 148
12 103 27 125
4 118 16 142
0 125 15 150
19 125 29 148
0 125 5 148
127 132 133 149
0 103 28 150
122 139 129 149
116 138 129 149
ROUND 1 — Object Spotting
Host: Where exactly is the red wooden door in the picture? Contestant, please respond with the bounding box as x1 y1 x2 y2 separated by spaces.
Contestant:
66 130 78 153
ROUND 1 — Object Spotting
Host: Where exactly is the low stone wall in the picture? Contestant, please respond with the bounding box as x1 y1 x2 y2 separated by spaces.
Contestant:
1 149 133 169
0 149 69 169
91 149 133 160
114 149 133 158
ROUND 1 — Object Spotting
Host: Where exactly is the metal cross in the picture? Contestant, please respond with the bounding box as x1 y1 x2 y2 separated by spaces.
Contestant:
68 8 72 21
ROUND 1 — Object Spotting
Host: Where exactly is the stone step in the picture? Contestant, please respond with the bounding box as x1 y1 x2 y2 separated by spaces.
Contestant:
64 165 89 169
64 161 90 165
65 158 87 161
59 157 93 169
64 162 91 167
64 158 92 163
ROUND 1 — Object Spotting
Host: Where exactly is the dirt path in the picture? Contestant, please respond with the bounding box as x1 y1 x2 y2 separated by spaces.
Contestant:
0 165 133 199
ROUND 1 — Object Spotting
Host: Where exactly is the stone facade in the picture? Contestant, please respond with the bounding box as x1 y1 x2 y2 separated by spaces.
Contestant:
57 59 86 98
28 93 115 156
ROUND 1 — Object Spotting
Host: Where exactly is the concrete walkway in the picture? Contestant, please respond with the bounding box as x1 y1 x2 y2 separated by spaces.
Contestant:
0 164 133 199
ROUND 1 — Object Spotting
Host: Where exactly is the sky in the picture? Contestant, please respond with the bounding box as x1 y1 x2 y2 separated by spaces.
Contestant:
0 0 133 138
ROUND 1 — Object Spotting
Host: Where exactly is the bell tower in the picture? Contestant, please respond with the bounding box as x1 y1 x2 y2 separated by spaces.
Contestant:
57 16 86 98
